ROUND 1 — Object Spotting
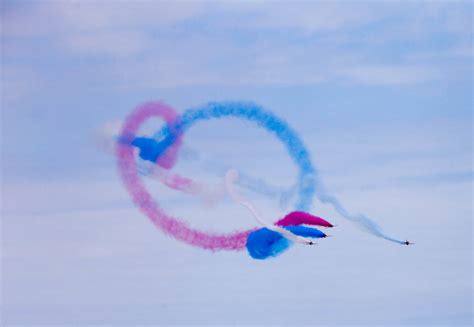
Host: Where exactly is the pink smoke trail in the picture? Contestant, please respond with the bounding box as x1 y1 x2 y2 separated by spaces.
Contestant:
116 102 251 251
276 211 333 228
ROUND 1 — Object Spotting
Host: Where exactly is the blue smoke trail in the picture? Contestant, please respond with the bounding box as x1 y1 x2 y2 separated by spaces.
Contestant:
146 101 403 244
153 101 316 212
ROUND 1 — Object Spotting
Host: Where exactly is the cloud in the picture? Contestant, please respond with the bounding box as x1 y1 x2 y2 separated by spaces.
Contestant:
243 2 386 33
0 65 41 104
1 1 207 37
395 171 473 186
54 1 206 31
1 1 471 91
64 30 152 57
1 1 208 57
336 64 440 85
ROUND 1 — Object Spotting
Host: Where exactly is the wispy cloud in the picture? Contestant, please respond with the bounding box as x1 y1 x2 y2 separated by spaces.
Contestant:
0 64 42 104
336 64 440 85
1 1 207 37
1 1 471 92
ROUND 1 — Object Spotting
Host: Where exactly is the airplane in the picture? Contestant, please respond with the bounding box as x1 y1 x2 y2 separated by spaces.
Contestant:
404 240 414 245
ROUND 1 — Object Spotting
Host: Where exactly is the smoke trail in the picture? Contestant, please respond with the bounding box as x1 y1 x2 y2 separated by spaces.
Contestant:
152 101 316 212
315 187 405 244
225 170 335 259
139 160 226 206
275 211 333 228
230 171 296 208
117 101 317 251
224 169 312 245
176 145 297 208
117 102 251 251
150 101 404 245
135 140 294 207
99 122 296 207
117 101 404 249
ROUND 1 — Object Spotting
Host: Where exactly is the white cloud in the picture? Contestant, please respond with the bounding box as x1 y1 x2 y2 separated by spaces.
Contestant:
248 2 384 33
336 64 440 85
1 1 208 58
1 1 471 90
0 65 41 104
1 1 207 37
64 30 152 57
54 1 207 31
405 45 473 61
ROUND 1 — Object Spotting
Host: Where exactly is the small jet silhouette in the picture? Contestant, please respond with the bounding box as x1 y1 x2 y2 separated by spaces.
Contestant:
404 240 414 245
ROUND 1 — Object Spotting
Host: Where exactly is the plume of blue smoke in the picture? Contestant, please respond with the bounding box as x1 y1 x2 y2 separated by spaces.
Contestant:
246 225 327 260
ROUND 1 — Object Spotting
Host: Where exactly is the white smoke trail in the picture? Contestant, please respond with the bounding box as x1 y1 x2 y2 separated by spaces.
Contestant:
224 169 313 245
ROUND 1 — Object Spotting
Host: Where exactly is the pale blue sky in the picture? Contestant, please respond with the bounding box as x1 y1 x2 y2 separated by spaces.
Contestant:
1 1 472 326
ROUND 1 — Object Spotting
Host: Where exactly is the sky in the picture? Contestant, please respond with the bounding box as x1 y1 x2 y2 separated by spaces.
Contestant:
1 1 472 326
